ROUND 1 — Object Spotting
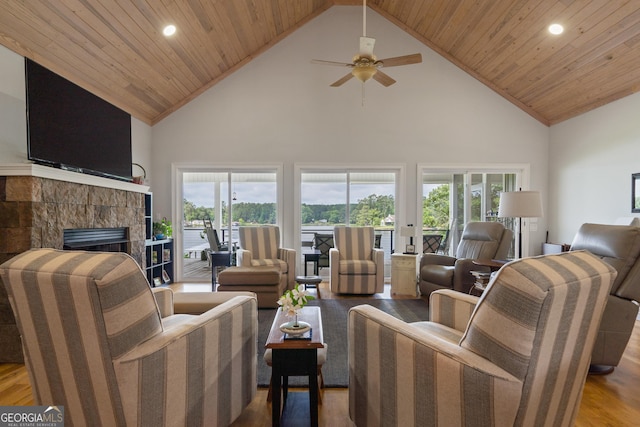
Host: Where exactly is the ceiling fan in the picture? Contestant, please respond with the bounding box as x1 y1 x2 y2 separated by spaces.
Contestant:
311 0 422 88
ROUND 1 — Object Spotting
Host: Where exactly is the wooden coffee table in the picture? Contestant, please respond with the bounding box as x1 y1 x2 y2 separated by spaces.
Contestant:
265 306 324 427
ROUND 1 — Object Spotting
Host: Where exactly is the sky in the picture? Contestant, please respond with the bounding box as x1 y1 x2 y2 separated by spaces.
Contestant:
183 182 395 207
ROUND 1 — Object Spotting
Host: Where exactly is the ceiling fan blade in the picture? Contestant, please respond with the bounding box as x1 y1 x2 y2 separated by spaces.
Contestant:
311 59 353 67
359 36 375 57
372 70 396 87
330 73 355 87
376 53 422 68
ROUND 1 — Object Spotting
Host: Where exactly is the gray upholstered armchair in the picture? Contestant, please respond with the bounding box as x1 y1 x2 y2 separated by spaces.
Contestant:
330 226 384 294
569 222 640 373
349 251 615 427
419 221 513 295
237 225 296 291
0 249 258 427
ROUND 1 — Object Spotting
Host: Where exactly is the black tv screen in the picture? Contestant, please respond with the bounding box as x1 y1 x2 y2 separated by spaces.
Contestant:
25 59 132 181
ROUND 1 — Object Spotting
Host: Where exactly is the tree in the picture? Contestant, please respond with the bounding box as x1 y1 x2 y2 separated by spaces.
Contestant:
351 194 394 226
183 199 215 223
301 204 314 224
422 185 449 229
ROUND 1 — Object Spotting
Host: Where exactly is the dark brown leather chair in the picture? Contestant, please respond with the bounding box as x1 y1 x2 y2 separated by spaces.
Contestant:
570 223 640 373
419 222 513 295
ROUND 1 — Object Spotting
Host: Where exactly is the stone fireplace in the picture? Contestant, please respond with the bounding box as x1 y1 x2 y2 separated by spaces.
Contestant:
0 165 147 266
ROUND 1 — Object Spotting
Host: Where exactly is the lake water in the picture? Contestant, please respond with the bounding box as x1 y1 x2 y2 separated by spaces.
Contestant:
183 226 395 258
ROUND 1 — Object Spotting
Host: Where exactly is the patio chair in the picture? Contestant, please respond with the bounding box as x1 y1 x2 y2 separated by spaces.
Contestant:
313 233 334 270
422 233 443 253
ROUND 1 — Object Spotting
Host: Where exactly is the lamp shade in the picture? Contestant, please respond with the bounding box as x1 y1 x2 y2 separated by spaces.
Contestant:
498 191 543 218
400 225 415 237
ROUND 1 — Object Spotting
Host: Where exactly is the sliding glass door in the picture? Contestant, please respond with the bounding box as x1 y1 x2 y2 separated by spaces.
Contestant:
300 169 399 277
179 168 279 281
421 170 518 258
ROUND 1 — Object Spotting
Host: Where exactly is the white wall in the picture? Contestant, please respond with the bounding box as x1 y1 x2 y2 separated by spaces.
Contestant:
152 6 550 251
0 46 27 163
549 91 640 244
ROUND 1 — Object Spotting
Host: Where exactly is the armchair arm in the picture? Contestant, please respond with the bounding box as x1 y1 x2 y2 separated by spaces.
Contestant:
236 248 252 267
114 295 257 425
348 305 521 427
173 291 256 314
420 253 457 268
453 258 489 293
429 289 478 332
330 248 339 285
278 248 296 290
373 248 384 289
152 287 174 318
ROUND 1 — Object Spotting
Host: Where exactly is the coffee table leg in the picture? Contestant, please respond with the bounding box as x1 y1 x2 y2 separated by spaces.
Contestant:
309 350 319 427
282 376 288 403
272 359 282 427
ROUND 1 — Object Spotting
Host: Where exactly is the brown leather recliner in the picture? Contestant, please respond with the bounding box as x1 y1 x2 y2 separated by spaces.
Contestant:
569 223 640 373
419 221 513 296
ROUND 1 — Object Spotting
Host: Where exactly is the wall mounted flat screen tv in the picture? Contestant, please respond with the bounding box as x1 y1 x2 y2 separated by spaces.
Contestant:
25 59 132 181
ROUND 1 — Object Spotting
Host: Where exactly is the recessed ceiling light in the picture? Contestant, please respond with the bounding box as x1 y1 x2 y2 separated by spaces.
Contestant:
163 25 176 37
548 23 564 35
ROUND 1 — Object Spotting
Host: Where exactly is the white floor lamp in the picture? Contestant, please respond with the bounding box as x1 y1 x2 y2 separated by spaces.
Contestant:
498 190 543 258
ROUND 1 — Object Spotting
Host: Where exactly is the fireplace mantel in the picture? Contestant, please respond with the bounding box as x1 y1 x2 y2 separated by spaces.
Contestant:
0 163 150 193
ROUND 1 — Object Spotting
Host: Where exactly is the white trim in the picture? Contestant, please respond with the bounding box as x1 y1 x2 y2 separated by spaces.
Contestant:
0 163 149 193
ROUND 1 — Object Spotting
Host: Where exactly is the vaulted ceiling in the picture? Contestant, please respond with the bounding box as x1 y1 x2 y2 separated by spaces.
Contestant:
1 1 640 126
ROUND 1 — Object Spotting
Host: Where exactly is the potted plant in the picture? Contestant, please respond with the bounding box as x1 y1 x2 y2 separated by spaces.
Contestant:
153 218 172 240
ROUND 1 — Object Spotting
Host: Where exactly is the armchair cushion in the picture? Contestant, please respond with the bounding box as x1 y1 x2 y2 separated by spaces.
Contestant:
239 225 280 259
338 259 377 275
570 223 640 298
334 226 375 260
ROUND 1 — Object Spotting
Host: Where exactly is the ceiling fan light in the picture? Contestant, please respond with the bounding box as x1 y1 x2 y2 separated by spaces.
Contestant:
352 65 377 83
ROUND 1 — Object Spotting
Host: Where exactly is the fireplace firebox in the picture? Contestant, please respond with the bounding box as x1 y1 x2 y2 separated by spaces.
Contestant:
63 227 131 254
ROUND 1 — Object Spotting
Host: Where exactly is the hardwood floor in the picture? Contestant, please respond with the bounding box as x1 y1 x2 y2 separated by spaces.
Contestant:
1 281 639 426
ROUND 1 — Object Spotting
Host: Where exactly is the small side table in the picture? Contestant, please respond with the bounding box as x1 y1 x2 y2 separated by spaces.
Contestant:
470 259 507 295
302 249 322 275
296 275 322 290
391 253 419 296
209 251 231 291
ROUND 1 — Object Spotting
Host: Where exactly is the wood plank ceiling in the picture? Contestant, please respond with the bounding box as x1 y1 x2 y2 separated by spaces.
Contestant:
1 0 640 126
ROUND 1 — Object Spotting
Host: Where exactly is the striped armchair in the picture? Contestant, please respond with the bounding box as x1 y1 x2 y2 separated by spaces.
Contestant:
0 249 257 427
236 225 296 291
348 251 615 427
330 226 384 294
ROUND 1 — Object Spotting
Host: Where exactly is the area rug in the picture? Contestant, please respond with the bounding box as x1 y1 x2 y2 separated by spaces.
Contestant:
257 298 430 388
